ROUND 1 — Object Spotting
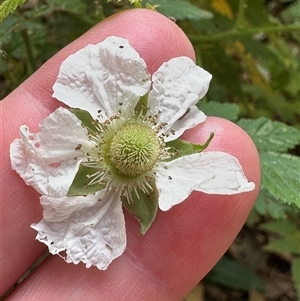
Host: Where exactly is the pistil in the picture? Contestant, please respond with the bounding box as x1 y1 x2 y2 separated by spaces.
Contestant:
108 122 161 177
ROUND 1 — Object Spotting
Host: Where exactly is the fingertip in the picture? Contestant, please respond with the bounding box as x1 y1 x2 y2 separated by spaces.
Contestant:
1 9 196 296
3 9 196 127
96 8 196 73
23 8 195 103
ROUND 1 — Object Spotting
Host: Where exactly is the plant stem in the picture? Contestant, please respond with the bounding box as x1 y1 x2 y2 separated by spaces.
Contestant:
189 23 300 44
235 0 247 29
20 29 36 74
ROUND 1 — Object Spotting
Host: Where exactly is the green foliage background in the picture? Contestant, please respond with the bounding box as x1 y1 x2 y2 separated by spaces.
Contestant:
1 0 299 300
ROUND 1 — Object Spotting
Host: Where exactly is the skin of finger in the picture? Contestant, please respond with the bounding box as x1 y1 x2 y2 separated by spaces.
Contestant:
5 115 260 301
0 8 196 296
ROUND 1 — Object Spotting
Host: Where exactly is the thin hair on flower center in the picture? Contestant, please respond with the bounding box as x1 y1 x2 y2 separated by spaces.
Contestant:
79 105 175 202
108 122 161 177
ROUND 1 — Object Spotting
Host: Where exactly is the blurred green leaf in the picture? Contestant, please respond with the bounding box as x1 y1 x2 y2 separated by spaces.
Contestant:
267 38 300 92
205 256 264 291
239 37 281 64
260 152 300 207
259 219 298 236
238 117 300 152
244 0 271 26
255 188 290 219
201 44 244 99
48 0 86 13
199 101 240 121
263 235 300 254
0 15 18 44
282 0 300 22
201 81 227 103
29 0 87 17
292 258 300 300
148 0 213 20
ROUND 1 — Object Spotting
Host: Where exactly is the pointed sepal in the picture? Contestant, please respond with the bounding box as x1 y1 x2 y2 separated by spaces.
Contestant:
165 133 214 161
122 179 158 235
133 93 149 116
67 164 105 196
69 108 98 134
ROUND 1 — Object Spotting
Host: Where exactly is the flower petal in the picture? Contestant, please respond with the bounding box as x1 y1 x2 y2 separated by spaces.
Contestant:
148 57 211 137
10 108 92 197
53 36 151 120
164 106 206 142
156 152 255 211
31 190 126 270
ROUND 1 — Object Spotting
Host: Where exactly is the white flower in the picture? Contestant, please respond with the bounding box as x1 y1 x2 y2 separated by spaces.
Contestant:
10 36 255 270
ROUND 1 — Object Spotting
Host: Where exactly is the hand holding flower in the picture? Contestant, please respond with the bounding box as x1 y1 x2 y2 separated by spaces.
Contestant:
1 9 260 301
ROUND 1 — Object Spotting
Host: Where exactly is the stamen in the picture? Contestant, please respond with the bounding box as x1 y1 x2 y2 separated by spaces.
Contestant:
79 105 173 202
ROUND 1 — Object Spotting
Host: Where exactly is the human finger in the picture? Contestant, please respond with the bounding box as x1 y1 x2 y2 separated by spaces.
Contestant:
1 8 196 296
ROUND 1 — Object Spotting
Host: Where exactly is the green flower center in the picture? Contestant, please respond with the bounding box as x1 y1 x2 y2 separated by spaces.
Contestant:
108 122 161 177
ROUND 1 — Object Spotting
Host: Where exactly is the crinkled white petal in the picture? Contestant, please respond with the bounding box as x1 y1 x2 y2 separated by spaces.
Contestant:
164 106 206 142
53 36 151 120
31 190 126 270
10 108 92 197
155 152 255 211
148 57 211 138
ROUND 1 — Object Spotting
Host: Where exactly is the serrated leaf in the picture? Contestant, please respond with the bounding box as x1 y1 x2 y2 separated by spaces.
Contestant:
122 180 158 235
238 117 300 152
67 165 105 196
260 152 300 207
199 101 240 121
147 0 213 21
0 0 26 23
69 108 98 134
165 133 214 162
204 255 264 291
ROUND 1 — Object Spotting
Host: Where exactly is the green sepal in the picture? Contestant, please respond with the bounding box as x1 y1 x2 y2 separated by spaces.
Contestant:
165 132 214 161
122 179 158 236
69 108 98 134
67 164 105 197
134 93 149 116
